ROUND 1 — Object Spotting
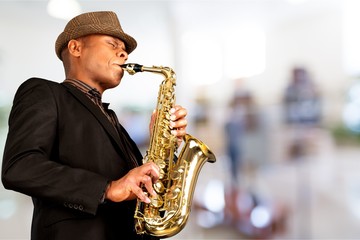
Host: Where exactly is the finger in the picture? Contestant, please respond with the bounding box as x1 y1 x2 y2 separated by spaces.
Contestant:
171 127 187 138
142 162 160 180
132 184 151 203
172 105 182 111
170 106 187 121
142 175 157 197
170 118 188 130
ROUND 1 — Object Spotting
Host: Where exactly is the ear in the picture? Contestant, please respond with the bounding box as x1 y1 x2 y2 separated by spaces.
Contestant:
67 39 82 58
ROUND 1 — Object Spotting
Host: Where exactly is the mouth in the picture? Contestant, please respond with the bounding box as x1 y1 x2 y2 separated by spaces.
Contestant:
112 63 124 71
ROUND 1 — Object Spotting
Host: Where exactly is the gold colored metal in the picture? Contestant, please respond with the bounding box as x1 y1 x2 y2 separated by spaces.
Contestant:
121 63 216 238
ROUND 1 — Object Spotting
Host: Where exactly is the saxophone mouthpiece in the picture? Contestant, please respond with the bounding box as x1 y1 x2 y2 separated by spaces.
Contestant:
121 63 143 75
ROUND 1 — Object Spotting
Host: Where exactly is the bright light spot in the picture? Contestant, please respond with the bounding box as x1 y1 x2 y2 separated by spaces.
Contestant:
181 26 266 85
181 32 223 86
223 26 266 79
250 205 271 228
47 0 82 20
0 199 17 219
196 210 223 228
203 179 225 212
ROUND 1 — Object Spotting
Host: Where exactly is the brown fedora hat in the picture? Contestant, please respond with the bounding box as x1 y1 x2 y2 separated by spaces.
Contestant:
55 11 137 60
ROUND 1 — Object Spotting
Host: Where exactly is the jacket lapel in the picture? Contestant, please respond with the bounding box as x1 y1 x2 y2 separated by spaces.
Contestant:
61 83 124 152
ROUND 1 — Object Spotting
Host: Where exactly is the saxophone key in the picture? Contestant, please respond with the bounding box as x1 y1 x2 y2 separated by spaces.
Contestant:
154 180 165 193
170 165 185 180
166 185 181 200
150 194 164 208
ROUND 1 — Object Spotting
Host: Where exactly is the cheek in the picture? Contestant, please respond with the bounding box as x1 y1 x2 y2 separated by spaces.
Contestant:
87 50 109 65
83 53 103 69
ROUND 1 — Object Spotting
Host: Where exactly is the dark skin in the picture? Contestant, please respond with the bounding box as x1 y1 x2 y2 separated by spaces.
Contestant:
62 34 188 203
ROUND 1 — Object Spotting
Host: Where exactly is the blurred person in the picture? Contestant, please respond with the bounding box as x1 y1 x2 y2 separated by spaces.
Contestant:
1 11 188 240
223 81 257 225
223 81 287 238
283 67 321 125
282 67 322 159
224 81 258 187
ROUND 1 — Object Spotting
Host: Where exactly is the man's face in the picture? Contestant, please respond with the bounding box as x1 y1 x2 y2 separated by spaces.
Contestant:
78 34 128 92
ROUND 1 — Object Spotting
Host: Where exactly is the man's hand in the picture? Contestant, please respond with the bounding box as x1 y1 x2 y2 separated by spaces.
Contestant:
105 162 160 203
149 105 188 144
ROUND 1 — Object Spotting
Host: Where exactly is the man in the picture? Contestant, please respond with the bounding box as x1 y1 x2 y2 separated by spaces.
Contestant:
1 11 188 240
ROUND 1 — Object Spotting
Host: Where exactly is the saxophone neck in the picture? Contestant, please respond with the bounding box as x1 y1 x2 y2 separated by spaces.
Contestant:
121 63 143 75
121 63 175 79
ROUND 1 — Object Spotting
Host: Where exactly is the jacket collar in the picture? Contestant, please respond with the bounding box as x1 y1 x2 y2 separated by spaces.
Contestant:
61 82 124 152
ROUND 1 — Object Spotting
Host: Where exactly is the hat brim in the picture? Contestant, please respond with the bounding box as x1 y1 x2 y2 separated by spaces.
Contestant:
55 24 137 60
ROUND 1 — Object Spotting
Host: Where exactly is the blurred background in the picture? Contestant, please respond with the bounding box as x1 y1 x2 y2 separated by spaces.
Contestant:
2 0 360 239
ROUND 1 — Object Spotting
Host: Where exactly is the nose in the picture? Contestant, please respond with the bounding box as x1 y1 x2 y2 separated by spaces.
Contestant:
117 49 128 61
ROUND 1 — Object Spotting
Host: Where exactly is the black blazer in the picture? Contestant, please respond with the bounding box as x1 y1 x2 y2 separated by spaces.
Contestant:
2 78 154 240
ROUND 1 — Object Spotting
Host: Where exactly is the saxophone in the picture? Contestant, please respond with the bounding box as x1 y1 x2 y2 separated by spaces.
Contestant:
121 63 216 238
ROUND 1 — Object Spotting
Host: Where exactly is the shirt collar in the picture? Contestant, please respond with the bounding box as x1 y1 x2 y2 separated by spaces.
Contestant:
64 78 104 105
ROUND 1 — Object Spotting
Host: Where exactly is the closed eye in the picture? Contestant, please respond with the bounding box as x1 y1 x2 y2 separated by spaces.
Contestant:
105 37 127 52
108 41 117 49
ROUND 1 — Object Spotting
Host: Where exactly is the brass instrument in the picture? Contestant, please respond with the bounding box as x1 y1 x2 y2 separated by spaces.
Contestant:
121 63 216 238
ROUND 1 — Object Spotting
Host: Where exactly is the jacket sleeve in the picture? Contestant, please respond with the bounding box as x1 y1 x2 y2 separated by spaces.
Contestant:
1 78 109 215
